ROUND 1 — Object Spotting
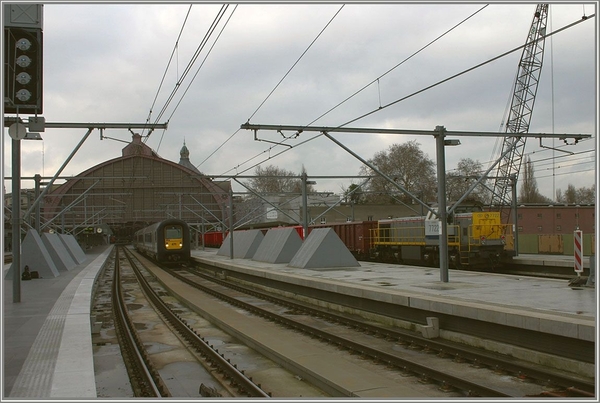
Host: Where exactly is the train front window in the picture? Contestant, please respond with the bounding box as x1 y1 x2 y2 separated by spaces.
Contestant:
165 226 182 239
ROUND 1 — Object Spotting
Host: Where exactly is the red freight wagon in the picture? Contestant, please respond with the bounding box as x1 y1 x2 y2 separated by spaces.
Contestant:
291 225 305 240
202 231 226 248
308 221 377 260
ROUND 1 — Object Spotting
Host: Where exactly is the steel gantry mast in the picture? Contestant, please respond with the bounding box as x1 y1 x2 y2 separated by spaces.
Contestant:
491 4 548 221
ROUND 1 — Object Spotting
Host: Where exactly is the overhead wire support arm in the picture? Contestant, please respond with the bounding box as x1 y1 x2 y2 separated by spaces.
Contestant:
2 120 169 131
241 122 590 216
240 123 590 141
252 128 293 149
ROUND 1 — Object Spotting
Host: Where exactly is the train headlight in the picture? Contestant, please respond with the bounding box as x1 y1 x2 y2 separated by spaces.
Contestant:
480 236 486 245
165 243 169 248
179 242 182 247
500 235 506 245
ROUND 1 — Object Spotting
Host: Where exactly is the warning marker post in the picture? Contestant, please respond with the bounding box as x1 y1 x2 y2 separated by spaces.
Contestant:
574 229 583 274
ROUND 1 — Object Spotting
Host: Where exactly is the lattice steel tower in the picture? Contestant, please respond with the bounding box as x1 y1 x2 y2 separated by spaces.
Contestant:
491 4 548 222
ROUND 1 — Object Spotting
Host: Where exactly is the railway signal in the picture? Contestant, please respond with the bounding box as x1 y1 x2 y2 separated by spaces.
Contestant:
4 26 43 114
4 3 44 115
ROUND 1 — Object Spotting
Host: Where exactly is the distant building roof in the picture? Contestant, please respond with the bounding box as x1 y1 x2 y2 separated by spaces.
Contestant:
178 140 203 176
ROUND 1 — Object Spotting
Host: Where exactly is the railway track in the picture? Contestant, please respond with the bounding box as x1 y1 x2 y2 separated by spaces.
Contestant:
116 246 272 398
165 262 594 398
112 247 171 397
93 247 333 398
93 246 593 398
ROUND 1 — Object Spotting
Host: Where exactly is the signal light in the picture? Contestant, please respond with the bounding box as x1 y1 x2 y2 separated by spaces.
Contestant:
4 27 43 114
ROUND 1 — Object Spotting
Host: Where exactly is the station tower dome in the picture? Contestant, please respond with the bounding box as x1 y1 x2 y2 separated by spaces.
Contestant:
178 140 203 175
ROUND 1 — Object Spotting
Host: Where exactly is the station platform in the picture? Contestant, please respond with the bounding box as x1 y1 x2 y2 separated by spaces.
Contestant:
2 245 113 399
2 246 596 398
191 249 596 376
513 253 592 269
192 249 595 335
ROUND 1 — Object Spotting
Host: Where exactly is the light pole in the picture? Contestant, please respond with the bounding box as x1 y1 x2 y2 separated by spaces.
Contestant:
510 174 519 256
8 123 43 302
228 187 234 259
11 137 21 302
435 126 460 283
301 172 316 239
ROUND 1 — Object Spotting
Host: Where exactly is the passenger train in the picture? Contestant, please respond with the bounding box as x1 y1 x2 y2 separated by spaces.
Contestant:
133 219 191 264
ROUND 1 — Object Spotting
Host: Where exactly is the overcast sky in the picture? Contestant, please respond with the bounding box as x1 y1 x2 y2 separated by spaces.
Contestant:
3 2 597 202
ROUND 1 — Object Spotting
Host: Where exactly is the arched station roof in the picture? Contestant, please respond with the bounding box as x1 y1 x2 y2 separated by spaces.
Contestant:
42 134 230 234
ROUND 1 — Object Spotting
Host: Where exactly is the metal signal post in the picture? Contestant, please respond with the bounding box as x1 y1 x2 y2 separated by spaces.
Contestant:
4 4 44 115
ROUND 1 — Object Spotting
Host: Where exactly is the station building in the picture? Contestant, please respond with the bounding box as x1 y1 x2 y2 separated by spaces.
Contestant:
37 134 231 246
515 204 594 235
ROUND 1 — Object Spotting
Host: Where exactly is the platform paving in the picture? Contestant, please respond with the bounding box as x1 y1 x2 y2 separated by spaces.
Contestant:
2 245 113 399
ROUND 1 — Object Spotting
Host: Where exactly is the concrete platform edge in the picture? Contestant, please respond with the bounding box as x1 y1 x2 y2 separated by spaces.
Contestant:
8 245 114 399
192 254 595 343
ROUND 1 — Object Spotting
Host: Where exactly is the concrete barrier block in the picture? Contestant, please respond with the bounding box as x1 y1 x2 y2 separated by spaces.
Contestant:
58 234 86 264
4 230 60 279
288 228 360 270
253 227 302 264
217 229 264 259
42 233 77 271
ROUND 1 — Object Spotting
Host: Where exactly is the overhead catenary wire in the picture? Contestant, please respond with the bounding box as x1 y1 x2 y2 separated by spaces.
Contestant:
144 5 231 148
164 5 238 125
219 133 324 177
446 144 594 175
153 5 230 124
141 5 193 138
339 13 594 129
222 10 594 181
247 4 345 122
306 4 489 127
536 167 595 180
156 5 238 152
217 5 489 177
197 5 344 170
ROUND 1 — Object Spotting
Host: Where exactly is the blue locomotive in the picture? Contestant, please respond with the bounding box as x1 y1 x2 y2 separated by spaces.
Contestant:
133 219 191 264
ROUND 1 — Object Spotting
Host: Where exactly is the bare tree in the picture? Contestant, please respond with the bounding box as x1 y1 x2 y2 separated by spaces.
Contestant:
562 184 577 204
556 184 595 204
518 157 550 203
358 140 436 204
446 158 491 204
576 185 595 204
245 164 314 194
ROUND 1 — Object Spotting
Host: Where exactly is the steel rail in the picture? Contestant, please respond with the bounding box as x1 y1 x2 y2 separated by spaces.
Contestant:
185 265 595 396
112 248 168 397
169 268 509 397
122 247 271 398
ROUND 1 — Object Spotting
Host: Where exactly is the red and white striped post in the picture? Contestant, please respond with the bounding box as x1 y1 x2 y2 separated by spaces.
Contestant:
574 229 583 274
